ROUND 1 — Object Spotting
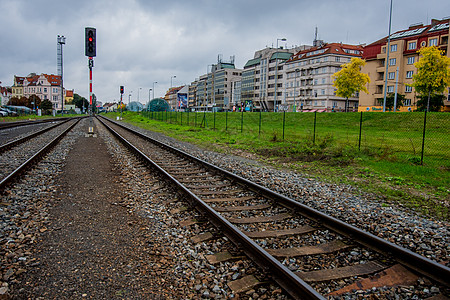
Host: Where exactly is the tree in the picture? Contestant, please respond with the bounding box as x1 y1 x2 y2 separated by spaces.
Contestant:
40 99 53 114
377 93 406 111
416 93 445 112
411 46 450 112
332 57 370 112
28 95 41 109
72 93 89 111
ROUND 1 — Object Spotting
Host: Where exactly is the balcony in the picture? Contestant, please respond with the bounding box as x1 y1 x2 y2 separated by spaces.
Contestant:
376 66 386 73
377 52 387 60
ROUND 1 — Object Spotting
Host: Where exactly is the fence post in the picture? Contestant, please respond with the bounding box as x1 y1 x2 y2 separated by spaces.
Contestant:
259 110 262 137
282 111 286 140
241 108 244 133
226 110 228 132
187 111 190 126
195 112 197 127
214 110 216 130
358 111 363 150
313 111 317 145
421 111 427 165
181 111 183 126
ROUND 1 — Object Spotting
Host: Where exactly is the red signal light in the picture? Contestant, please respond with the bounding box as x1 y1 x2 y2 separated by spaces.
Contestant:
89 37 93 42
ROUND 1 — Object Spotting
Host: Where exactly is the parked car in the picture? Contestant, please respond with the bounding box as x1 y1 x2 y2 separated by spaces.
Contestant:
0 110 7 117
0 108 18 116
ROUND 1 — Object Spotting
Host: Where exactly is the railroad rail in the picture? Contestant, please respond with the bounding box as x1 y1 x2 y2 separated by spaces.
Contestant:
0 119 72 154
0 117 73 130
0 118 80 192
98 116 449 299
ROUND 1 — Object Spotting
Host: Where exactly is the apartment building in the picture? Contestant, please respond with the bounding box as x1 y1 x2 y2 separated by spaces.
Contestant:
12 73 64 110
241 46 311 111
360 18 450 111
285 43 364 112
165 85 188 110
0 86 12 106
188 58 241 111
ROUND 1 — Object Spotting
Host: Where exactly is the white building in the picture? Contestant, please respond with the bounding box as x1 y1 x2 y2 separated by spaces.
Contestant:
285 42 364 112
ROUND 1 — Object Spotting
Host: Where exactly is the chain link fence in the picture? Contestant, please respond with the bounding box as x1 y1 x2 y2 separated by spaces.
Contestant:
143 111 449 167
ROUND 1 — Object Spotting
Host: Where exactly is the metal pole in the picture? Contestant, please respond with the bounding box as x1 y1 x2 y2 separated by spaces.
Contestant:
89 57 93 116
383 0 393 112
120 93 123 120
421 110 427 165
359 111 363 150
393 66 399 112
313 111 317 145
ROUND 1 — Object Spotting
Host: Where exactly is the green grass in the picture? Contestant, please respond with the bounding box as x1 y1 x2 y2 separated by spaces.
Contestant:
105 111 450 220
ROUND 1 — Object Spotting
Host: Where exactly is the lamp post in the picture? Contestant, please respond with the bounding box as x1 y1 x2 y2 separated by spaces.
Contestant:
274 38 286 112
171 75 176 88
128 91 132 104
294 68 300 112
152 82 157 99
137 87 142 102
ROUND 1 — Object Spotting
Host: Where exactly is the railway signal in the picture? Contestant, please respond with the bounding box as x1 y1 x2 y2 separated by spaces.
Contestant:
85 27 96 115
85 27 96 57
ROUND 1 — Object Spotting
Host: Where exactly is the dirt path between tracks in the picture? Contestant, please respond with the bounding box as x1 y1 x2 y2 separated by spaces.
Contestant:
12 120 178 299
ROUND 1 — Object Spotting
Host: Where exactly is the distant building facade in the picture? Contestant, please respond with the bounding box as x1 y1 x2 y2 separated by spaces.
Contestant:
241 46 311 111
360 18 450 111
12 73 64 110
188 57 242 111
0 86 12 106
285 42 364 112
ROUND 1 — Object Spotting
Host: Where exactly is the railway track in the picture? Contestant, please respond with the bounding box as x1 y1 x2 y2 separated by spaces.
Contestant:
0 117 73 130
0 118 80 192
98 116 449 299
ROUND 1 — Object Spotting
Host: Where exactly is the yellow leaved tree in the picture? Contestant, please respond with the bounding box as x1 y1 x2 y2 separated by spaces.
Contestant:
411 46 450 112
332 57 370 112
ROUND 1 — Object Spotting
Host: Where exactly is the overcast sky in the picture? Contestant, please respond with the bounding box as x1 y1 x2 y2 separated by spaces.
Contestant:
1 0 449 104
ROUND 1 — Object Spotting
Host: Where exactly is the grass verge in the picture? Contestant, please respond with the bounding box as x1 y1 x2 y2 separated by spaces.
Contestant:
105 111 449 221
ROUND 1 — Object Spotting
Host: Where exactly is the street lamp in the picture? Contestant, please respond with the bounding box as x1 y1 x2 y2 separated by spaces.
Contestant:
153 82 157 99
128 91 132 104
277 38 287 49
274 38 287 112
148 88 152 101
171 75 176 88
138 87 142 102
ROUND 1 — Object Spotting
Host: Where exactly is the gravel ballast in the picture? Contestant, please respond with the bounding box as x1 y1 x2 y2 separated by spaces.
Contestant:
2 116 448 299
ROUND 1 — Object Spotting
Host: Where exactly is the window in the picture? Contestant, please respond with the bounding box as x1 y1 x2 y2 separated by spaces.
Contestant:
404 99 411 106
429 38 438 46
387 86 394 93
335 56 340 62
388 72 395 80
322 78 326 84
408 41 416 50
389 58 396 66
314 79 318 85
390 44 397 52
407 57 415 65
405 86 413 93
321 89 325 95
406 71 413 78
